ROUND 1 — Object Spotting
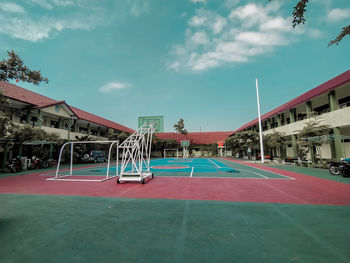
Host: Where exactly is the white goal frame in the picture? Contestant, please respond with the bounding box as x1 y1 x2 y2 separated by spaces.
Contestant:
47 140 119 182
118 123 154 184
164 149 179 158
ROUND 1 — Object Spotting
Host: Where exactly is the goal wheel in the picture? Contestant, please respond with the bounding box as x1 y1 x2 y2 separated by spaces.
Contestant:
141 179 145 184
151 173 154 178
116 178 120 184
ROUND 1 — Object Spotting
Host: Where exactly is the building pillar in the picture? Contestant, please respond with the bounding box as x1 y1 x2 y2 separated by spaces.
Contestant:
73 120 78 132
26 110 31 124
2 141 8 169
332 127 344 160
289 108 296 123
87 123 91 135
291 135 298 158
49 143 53 159
306 101 312 117
267 119 271 130
19 143 23 156
328 90 338 111
68 118 72 140
97 126 101 137
277 115 281 127
38 110 42 127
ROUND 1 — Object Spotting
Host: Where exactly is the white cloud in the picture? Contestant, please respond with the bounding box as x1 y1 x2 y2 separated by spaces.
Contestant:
191 31 209 45
327 8 350 22
213 17 227 34
168 1 313 72
260 17 291 32
190 0 207 3
236 31 287 46
129 1 150 17
99 82 129 93
189 15 207 27
0 2 26 13
0 14 98 42
30 0 74 9
30 0 54 9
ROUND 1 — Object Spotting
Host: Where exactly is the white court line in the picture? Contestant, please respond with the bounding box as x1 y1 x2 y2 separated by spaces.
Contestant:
208 159 221 168
190 167 194 177
154 176 292 180
239 169 269 179
221 159 295 180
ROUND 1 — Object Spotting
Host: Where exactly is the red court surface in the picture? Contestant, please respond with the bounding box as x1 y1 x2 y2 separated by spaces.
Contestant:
1 159 350 206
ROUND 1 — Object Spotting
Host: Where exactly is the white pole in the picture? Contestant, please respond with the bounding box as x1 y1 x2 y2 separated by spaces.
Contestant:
256 78 265 163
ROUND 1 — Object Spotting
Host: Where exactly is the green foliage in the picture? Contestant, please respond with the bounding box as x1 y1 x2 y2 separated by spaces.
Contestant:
294 117 330 161
270 0 349 46
225 131 259 156
0 114 14 138
152 135 178 156
295 120 329 142
199 143 217 157
329 25 350 46
0 50 48 84
173 118 188 135
264 131 287 159
107 130 129 143
8 124 60 142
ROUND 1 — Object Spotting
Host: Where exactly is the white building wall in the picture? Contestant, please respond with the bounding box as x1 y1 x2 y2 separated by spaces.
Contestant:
344 142 350 158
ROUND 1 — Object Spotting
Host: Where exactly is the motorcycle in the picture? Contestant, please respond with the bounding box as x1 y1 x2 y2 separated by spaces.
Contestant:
28 156 50 169
329 158 350 177
7 157 23 173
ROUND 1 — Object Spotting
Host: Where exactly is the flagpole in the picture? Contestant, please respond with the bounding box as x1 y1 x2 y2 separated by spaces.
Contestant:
256 78 265 163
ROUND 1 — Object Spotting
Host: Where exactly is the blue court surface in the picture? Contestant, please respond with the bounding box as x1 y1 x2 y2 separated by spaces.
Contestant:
54 158 294 180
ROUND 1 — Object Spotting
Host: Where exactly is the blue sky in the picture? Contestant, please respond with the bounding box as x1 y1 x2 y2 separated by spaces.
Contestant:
0 0 349 132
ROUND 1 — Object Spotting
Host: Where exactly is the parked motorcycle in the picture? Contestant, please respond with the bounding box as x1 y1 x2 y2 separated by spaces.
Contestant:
7 157 23 173
329 158 350 177
28 156 50 169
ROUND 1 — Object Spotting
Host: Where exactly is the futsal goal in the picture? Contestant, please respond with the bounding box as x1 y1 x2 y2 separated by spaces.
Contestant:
47 140 119 182
164 149 179 158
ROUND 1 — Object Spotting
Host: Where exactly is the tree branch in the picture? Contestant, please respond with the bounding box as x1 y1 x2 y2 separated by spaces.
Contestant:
328 25 350 46
292 0 309 28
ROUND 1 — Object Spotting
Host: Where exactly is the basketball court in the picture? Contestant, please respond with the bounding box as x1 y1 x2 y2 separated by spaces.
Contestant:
1 127 350 262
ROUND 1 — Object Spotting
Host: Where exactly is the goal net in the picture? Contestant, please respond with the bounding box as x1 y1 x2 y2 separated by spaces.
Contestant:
164 149 179 158
47 140 119 182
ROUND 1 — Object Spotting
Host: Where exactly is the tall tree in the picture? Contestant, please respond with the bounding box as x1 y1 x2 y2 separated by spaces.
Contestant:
270 0 349 46
173 118 188 135
0 50 48 84
225 131 260 157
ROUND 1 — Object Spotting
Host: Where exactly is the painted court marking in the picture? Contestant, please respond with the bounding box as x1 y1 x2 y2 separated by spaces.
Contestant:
190 167 194 177
239 168 269 179
208 159 222 168
224 159 296 180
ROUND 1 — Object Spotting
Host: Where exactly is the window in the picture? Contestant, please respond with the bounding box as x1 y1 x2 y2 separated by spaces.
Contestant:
20 115 27 124
297 113 307 121
30 116 38 126
50 120 59 128
79 127 88 134
339 96 350 108
313 104 329 115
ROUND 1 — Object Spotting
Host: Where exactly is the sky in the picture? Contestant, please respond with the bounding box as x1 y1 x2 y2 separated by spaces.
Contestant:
0 0 349 132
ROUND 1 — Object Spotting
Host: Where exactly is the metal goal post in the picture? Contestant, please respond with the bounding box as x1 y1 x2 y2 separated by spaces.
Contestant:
47 140 119 182
164 149 179 158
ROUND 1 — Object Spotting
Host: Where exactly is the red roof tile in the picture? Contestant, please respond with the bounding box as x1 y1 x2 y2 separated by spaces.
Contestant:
155 131 232 145
0 81 134 134
0 81 56 107
232 69 350 135
68 106 134 134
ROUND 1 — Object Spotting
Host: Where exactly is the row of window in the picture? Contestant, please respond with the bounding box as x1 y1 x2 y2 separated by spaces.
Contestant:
250 96 350 132
18 115 107 137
